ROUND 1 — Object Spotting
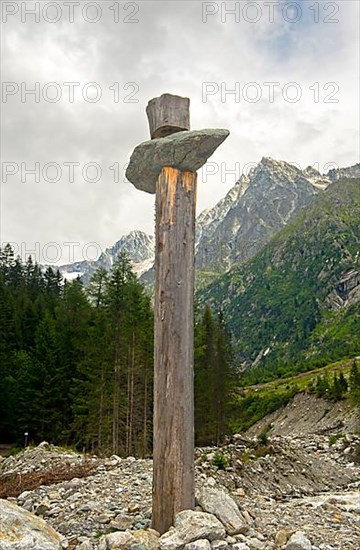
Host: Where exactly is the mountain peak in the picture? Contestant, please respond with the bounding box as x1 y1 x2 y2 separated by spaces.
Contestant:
57 158 358 285
259 156 284 166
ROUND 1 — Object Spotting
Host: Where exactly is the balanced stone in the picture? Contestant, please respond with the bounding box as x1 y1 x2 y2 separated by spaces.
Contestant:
126 129 229 194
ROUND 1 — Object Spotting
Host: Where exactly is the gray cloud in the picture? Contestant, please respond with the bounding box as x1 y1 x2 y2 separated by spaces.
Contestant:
1 0 359 263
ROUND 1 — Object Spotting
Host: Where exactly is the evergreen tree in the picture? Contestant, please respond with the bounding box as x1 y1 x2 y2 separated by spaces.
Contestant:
87 267 108 308
194 305 235 446
338 372 348 394
315 373 330 398
71 257 154 456
330 373 343 401
54 278 92 443
349 361 360 406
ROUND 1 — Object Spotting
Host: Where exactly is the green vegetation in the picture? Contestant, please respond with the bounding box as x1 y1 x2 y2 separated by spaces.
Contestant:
227 357 359 434
198 179 360 383
314 371 348 400
1 179 359 451
258 424 271 445
329 433 344 446
349 360 360 407
212 451 229 469
0 246 239 451
0 246 153 456
230 387 297 433
194 305 236 446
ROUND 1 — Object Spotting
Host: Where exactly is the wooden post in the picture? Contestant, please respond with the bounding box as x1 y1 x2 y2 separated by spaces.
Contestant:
153 166 197 534
125 93 228 535
146 94 190 139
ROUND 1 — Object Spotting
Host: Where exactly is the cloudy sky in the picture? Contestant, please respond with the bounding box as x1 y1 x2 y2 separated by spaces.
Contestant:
1 0 359 264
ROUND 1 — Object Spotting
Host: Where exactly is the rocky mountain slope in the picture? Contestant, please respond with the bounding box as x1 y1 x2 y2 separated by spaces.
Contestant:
59 230 154 285
58 161 360 285
195 157 327 273
246 392 359 438
198 178 360 376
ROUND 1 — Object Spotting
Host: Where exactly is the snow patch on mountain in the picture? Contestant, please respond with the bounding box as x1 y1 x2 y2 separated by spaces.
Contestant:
57 159 358 284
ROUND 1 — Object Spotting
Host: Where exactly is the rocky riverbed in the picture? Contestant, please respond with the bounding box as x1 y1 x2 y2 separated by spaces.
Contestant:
0 432 359 550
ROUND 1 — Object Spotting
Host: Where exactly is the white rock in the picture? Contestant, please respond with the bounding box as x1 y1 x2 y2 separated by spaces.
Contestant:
99 530 135 549
247 538 265 549
196 484 246 535
285 532 312 550
0 498 63 549
99 528 159 550
159 510 226 549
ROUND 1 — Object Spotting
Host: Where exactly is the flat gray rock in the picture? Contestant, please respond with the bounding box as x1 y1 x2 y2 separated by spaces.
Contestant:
285 531 312 550
159 510 226 549
126 129 229 194
196 485 246 536
184 540 211 550
99 528 159 549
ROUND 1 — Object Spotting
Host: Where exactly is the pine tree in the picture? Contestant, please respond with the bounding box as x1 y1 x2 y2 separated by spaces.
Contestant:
104 252 136 455
194 305 216 445
87 267 108 308
214 311 235 444
0 245 154 455
55 278 92 443
331 373 343 400
194 305 235 446
338 372 348 394
349 361 360 407
315 373 330 398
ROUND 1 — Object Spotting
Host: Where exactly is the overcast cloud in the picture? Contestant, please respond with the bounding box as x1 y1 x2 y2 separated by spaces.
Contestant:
1 0 359 264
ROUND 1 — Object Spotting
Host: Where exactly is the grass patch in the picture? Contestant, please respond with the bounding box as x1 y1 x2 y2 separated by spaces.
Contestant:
329 433 344 446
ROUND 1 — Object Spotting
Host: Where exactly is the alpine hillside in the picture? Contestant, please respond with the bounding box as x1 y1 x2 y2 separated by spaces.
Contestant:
198 177 360 382
58 160 360 285
195 157 327 273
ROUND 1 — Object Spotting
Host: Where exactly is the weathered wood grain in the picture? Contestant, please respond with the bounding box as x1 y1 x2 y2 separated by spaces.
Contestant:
146 94 190 139
152 166 197 534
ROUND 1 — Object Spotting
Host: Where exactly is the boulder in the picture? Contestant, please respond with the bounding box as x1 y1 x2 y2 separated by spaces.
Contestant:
126 129 229 194
132 529 160 549
99 531 135 549
196 485 246 535
99 529 159 550
274 529 292 547
285 532 312 550
0 498 63 549
159 510 226 549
